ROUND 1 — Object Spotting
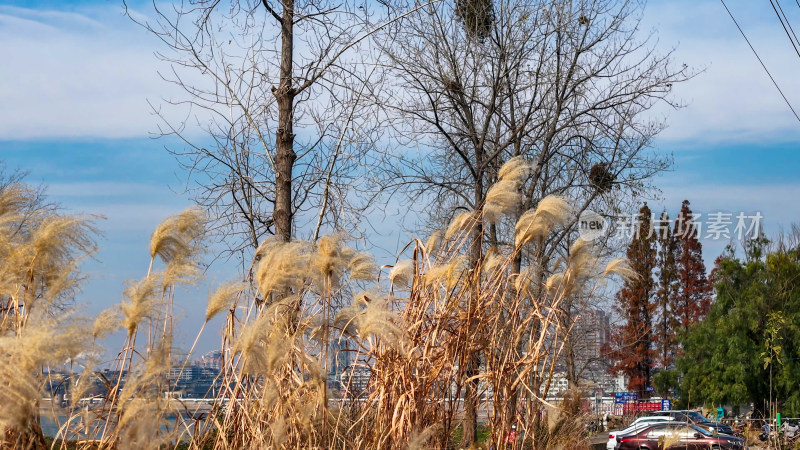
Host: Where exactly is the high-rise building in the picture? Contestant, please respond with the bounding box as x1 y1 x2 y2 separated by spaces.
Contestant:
328 338 353 377
573 308 611 368
571 308 615 394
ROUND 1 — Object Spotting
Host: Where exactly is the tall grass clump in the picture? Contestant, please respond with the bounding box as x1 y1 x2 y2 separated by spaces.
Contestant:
7 158 632 449
74 207 208 449
0 183 97 449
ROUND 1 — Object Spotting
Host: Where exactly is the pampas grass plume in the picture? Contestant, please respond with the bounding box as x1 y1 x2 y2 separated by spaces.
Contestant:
545 272 565 293
0 184 35 218
335 292 408 355
255 241 310 298
388 259 414 289
205 281 246 322
603 257 637 281
497 155 533 183
484 156 533 224
568 238 597 274
424 255 465 290
117 398 169 450
348 251 377 280
555 238 600 296
514 270 531 295
120 275 162 336
31 216 97 259
407 425 439 450
232 297 296 374
232 312 270 364
0 318 89 429
149 208 206 289
425 229 443 256
484 180 522 224
93 306 122 339
515 195 572 247
444 210 475 240
312 235 345 286
482 247 504 277
149 207 205 264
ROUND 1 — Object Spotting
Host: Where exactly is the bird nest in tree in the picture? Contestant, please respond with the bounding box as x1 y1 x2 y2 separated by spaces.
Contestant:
589 162 614 193
455 0 495 41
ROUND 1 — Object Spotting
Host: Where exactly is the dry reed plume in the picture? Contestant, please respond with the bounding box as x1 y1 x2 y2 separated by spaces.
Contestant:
0 183 97 449
515 195 573 247
483 156 533 225
3 167 632 450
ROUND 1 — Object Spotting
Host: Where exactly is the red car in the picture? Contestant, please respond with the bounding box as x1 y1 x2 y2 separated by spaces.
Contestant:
616 422 747 449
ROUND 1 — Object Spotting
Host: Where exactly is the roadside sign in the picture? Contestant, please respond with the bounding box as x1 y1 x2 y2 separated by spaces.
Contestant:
661 399 671 410
615 392 638 404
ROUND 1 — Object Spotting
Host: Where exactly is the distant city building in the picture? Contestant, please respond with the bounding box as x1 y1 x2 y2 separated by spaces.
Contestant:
167 361 223 398
552 308 619 396
573 308 611 370
199 350 223 371
580 309 618 395
326 336 356 391
551 372 571 397
340 366 371 397
329 338 353 377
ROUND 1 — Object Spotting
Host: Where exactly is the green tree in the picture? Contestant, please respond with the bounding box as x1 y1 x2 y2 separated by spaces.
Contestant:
677 238 800 416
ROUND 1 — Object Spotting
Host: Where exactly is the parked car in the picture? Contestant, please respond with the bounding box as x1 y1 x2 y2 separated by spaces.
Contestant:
616 422 747 449
649 410 737 436
607 416 674 449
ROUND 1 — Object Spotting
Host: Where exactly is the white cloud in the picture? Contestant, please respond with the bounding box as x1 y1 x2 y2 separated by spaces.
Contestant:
0 5 182 139
644 0 800 143
3 1 799 144
70 202 190 232
47 181 170 198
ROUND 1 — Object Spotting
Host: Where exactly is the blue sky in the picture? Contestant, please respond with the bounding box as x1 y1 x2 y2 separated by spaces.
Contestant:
1 0 799 358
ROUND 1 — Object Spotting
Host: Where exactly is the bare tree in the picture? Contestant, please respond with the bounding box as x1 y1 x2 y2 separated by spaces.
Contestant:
128 0 395 264
374 0 690 443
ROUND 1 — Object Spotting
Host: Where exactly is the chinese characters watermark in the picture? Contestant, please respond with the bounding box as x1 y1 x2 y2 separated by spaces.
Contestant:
578 210 763 242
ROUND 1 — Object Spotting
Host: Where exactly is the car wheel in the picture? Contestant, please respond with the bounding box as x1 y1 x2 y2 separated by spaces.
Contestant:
710 446 721 450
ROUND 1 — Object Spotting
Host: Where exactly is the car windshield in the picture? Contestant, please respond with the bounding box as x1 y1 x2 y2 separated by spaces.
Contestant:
687 411 711 423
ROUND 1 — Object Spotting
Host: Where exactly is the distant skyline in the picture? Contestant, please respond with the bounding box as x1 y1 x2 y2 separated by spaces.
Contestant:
2 0 799 359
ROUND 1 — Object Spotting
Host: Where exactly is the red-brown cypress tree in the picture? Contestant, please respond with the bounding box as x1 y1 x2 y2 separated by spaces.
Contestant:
610 203 657 396
673 200 712 329
655 210 679 369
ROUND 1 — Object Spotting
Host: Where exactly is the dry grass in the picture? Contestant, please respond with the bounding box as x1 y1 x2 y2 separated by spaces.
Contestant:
515 195 573 247
1 176 631 450
388 259 414 289
0 183 97 449
445 210 476 240
484 156 533 225
205 281 247 322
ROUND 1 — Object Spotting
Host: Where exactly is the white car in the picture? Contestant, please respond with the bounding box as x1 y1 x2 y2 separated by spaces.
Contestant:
606 416 673 449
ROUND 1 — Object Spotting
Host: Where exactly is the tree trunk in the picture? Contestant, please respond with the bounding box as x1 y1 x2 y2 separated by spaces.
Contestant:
273 0 296 243
461 175 484 448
